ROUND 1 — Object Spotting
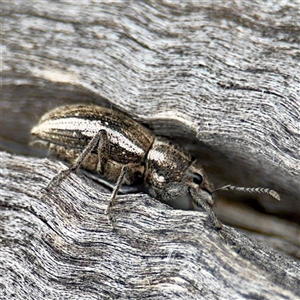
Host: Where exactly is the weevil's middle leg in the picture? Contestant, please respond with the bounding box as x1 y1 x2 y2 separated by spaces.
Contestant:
96 130 110 174
105 165 128 226
46 130 108 190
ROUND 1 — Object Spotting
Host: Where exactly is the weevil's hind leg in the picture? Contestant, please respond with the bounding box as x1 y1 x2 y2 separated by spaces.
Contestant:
96 130 110 174
105 166 128 227
190 189 222 230
46 130 108 190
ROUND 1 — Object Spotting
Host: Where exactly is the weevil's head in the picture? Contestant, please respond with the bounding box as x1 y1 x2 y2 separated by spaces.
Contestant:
182 160 215 207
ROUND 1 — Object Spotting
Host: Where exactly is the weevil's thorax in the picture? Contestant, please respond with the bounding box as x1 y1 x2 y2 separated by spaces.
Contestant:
145 137 192 190
145 138 215 206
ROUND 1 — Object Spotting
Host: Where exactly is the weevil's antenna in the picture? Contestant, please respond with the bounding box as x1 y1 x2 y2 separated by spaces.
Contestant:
213 185 280 201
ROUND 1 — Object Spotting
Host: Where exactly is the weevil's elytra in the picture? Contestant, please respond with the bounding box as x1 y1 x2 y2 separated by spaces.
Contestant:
31 105 154 185
31 104 280 230
32 105 154 163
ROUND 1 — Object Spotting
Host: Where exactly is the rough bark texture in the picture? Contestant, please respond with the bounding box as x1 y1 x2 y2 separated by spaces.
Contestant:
1 0 300 299
1 152 299 299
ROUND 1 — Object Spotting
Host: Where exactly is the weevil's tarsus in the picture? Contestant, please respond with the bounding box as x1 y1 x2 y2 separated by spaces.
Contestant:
213 185 280 201
190 189 222 230
46 168 72 190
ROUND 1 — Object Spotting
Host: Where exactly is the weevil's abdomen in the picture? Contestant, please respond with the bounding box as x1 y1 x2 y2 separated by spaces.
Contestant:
31 104 155 165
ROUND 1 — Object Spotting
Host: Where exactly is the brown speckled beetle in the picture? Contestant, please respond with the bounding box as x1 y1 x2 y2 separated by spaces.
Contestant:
31 104 280 229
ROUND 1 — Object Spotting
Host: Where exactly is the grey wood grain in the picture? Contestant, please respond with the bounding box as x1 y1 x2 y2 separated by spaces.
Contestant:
1 152 299 299
1 0 300 298
2 0 299 211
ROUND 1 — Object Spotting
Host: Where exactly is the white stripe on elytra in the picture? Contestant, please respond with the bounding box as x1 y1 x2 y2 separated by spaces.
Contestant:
34 117 144 155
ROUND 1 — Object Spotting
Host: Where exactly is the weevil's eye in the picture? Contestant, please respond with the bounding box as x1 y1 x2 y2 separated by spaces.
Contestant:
192 173 203 185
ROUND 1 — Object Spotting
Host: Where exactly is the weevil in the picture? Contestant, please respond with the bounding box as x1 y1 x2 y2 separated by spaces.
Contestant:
31 104 280 229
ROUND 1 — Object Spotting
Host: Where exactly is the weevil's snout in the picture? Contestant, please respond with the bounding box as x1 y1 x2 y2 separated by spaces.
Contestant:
183 160 215 207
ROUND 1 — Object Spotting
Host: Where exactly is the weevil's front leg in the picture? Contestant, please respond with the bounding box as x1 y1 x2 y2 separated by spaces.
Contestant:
190 189 222 230
46 130 108 190
149 183 221 229
105 165 128 227
148 182 189 202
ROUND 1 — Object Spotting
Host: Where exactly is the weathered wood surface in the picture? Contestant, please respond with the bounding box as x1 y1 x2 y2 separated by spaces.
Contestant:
1 0 300 299
1 152 299 299
2 0 299 215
